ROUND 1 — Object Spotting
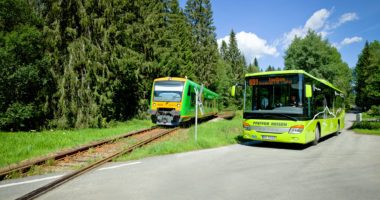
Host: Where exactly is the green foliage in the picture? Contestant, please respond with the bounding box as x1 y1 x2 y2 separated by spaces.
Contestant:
217 30 246 108
0 0 233 130
355 40 380 110
265 65 276 71
284 30 353 102
246 58 259 73
185 0 219 90
352 121 380 130
253 57 259 68
368 105 380 116
0 0 52 131
225 30 245 82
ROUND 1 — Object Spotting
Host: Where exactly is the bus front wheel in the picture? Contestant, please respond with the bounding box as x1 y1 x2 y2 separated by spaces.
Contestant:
334 121 341 136
313 126 320 146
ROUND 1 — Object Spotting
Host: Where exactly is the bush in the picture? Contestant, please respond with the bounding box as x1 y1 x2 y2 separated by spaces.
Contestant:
368 105 380 116
352 121 380 130
0 102 38 131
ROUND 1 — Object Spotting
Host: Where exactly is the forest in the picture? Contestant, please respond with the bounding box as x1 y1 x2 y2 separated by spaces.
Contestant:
1 0 379 131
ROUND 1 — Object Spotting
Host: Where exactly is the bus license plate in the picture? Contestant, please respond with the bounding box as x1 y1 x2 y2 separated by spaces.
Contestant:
262 135 276 140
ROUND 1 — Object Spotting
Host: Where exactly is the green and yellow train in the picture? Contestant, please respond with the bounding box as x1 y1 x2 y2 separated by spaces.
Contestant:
148 77 219 126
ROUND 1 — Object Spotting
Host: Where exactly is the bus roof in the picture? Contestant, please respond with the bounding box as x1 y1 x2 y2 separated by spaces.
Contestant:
245 70 343 93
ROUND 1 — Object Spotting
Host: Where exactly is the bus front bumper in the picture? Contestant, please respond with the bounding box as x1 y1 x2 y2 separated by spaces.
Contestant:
243 130 306 144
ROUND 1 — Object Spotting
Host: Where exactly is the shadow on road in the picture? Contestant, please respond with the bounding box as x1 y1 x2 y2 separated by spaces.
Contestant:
235 133 338 151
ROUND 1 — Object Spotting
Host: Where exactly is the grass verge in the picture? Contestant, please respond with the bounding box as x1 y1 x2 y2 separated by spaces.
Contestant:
353 129 380 135
116 113 243 162
0 119 154 168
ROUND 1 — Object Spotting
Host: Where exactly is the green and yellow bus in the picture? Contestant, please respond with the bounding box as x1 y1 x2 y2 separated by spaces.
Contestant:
233 70 345 145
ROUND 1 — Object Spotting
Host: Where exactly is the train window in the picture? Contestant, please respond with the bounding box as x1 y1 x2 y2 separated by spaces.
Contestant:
188 86 192 96
154 81 184 102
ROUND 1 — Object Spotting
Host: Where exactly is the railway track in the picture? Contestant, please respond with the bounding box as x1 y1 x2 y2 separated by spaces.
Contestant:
15 127 179 200
3 112 233 199
0 126 159 180
1 112 234 181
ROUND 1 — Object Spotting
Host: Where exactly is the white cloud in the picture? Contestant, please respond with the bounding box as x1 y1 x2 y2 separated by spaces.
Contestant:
341 36 362 45
279 9 359 49
339 13 359 25
304 9 331 30
329 12 359 29
333 36 362 49
280 9 332 48
217 31 278 64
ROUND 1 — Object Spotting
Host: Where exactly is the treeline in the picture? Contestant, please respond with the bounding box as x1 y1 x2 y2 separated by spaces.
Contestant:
284 30 353 102
355 41 380 111
2 1 376 131
0 0 256 131
284 30 379 110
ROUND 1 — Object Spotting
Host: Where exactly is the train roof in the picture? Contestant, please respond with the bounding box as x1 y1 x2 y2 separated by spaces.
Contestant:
245 70 343 93
153 77 219 98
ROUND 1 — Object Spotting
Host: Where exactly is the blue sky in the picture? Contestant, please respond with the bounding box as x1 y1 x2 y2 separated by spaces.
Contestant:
180 0 380 70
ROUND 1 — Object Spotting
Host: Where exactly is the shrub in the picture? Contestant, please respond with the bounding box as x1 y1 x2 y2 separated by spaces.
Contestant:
352 121 380 130
367 105 380 116
0 102 39 131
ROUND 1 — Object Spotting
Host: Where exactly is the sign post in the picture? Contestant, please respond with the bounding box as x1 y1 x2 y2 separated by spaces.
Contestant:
194 85 204 142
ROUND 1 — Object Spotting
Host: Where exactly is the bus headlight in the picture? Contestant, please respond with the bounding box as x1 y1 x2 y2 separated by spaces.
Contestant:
289 125 304 134
243 122 252 130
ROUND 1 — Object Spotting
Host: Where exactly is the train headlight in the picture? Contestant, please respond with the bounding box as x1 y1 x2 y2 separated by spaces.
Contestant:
177 104 180 108
153 103 156 106
289 125 304 134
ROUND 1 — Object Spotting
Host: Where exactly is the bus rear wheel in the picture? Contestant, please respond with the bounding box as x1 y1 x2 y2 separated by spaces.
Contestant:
313 126 320 146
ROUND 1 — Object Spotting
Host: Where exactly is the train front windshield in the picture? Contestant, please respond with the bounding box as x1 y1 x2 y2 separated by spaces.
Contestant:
153 81 184 102
244 74 304 119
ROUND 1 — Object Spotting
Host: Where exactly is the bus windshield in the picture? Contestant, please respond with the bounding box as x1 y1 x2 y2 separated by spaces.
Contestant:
244 74 304 117
153 81 184 102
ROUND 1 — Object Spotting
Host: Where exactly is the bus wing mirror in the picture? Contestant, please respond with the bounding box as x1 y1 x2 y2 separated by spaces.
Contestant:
305 84 312 98
231 86 236 97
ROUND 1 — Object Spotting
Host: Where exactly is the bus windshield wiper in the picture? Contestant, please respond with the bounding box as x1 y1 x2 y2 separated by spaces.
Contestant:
277 113 298 121
262 113 298 121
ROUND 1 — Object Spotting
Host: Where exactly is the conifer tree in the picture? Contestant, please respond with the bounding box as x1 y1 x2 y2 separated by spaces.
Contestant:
247 64 259 73
160 0 195 78
355 41 370 108
42 0 149 127
355 41 380 109
184 0 219 90
253 57 259 68
220 41 228 60
226 30 245 83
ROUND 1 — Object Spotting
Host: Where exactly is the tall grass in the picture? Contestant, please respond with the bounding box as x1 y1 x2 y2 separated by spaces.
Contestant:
0 119 153 168
116 113 243 162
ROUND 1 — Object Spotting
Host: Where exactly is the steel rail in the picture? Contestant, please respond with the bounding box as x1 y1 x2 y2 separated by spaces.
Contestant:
0 126 158 180
16 127 179 200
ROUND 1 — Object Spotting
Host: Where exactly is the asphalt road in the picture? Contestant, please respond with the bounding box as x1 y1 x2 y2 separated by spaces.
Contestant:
1 113 380 200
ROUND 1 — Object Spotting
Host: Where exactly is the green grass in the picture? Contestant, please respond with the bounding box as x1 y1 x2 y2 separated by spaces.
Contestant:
0 119 154 168
116 113 243 162
353 128 380 135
